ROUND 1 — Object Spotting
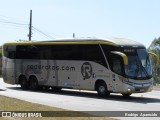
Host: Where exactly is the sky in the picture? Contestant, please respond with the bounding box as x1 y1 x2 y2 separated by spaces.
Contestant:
0 0 160 48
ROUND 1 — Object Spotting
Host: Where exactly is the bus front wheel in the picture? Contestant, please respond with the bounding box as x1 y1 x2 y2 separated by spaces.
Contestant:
122 93 132 97
97 82 110 97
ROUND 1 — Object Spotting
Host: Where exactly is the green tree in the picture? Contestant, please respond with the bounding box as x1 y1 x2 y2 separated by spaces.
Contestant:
148 37 160 84
0 46 2 76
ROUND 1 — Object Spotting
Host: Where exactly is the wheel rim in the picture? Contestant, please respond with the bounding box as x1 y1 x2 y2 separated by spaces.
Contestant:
32 81 37 88
21 80 25 86
30 77 38 90
99 85 106 94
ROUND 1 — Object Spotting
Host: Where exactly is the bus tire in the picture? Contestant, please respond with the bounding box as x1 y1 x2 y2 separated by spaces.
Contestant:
29 76 39 90
40 86 49 90
97 82 110 97
122 93 132 97
52 87 62 92
19 76 29 90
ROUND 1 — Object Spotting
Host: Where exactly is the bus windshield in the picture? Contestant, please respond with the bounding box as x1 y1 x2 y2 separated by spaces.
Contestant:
125 49 152 79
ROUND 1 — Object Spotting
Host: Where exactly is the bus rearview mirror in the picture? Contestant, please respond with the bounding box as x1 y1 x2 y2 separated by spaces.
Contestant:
148 52 159 65
111 51 128 65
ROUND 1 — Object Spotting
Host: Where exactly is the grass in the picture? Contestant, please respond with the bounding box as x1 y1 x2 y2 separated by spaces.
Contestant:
0 95 117 120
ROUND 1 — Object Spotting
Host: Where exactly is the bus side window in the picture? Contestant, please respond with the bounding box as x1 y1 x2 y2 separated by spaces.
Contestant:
4 45 16 59
112 59 122 75
82 45 107 67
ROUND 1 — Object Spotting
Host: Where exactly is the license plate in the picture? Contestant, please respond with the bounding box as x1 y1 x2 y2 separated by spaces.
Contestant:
140 89 144 92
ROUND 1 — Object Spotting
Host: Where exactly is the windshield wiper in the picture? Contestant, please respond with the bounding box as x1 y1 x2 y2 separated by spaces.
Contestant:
134 59 140 78
137 57 149 78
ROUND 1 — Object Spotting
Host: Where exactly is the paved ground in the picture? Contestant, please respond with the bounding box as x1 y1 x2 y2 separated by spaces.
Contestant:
0 78 160 120
0 78 6 90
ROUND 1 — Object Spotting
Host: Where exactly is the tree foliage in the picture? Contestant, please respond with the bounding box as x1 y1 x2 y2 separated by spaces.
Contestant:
148 37 160 84
0 47 2 76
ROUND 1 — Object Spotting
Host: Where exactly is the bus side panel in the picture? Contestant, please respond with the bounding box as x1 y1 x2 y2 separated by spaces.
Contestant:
56 60 108 90
92 63 113 91
56 60 78 88
16 59 57 86
81 61 114 91
77 60 123 92
110 73 123 92
56 60 116 91
78 61 95 90
39 60 57 86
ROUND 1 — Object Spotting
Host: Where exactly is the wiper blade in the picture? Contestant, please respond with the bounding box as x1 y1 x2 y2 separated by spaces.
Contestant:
134 59 140 78
137 57 149 78
141 65 150 78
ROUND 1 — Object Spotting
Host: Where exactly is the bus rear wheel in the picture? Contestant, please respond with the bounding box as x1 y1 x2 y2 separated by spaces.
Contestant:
19 76 29 90
29 76 39 90
97 82 110 97
122 93 132 97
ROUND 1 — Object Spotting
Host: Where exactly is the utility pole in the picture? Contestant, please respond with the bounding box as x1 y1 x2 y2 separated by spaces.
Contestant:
28 10 32 41
73 33 75 38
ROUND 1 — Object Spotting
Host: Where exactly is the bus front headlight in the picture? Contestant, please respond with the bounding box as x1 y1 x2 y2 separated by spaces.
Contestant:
127 89 131 92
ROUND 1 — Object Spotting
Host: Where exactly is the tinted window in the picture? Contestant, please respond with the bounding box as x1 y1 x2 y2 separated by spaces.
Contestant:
51 45 73 60
16 45 42 59
50 44 107 67
3 45 16 59
112 59 122 75
7 44 107 67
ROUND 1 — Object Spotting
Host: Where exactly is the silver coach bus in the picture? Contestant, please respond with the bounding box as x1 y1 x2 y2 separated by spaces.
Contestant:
2 38 158 97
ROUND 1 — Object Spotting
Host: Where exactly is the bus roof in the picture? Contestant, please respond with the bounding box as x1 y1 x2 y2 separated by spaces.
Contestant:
104 37 145 47
3 37 145 47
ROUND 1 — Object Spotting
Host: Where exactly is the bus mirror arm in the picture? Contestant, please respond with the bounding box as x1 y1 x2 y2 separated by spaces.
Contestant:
111 51 128 65
148 52 159 65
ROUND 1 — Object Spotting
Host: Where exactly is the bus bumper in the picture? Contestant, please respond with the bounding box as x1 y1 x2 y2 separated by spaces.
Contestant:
122 83 153 94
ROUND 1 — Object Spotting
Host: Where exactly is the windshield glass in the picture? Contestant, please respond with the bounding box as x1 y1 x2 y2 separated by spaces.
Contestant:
125 49 152 79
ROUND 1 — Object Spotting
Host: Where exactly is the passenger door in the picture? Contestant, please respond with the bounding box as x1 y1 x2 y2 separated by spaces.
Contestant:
111 57 123 92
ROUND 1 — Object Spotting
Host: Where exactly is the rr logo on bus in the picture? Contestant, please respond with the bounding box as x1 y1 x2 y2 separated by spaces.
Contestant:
81 62 92 79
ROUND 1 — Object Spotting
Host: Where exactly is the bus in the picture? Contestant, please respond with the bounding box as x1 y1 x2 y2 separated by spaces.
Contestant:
2 38 159 97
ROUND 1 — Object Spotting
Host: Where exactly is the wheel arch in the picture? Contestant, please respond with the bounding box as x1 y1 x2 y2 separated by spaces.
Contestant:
95 79 107 91
28 75 38 83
